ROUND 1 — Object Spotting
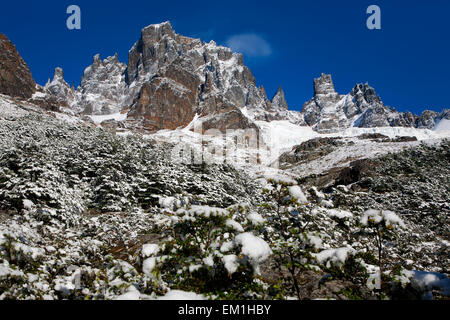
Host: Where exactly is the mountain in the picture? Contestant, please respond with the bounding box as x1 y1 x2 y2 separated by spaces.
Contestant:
302 73 449 133
1 25 448 135
123 21 271 132
0 33 35 99
78 54 127 115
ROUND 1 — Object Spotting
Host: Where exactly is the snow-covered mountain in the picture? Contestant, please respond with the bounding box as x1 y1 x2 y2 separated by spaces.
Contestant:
302 73 449 133
1 27 448 135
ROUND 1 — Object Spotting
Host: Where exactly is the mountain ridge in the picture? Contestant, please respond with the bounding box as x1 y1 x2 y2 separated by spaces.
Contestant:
0 25 448 134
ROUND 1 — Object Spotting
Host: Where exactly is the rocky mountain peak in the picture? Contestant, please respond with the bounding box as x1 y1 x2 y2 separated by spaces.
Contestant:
350 83 381 105
0 33 36 99
270 86 288 110
53 67 65 81
43 67 75 108
141 21 176 43
314 73 336 95
78 54 127 115
123 21 271 132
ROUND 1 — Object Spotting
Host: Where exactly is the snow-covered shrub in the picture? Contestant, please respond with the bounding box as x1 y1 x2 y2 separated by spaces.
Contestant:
154 205 270 299
259 177 321 300
358 209 406 298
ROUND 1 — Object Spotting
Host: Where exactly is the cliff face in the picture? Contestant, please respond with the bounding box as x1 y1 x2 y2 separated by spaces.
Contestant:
123 22 270 132
0 33 36 99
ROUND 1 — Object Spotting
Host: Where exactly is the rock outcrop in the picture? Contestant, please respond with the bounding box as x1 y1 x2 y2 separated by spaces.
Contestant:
0 33 36 99
302 73 444 133
124 22 271 132
270 86 288 111
302 74 346 132
78 54 127 115
44 67 76 107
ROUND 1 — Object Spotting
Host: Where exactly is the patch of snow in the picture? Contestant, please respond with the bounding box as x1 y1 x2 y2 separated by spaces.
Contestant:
434 119 450 131
235 232 272 273
89 112 127 124
222 255 239 274
157 290 207 300
142 244 159 258
327 209 353 220
313 246 356 268
142 257 157 276
288 185 308 203
360 209 405 228
226 219 244 233
247 213 265 226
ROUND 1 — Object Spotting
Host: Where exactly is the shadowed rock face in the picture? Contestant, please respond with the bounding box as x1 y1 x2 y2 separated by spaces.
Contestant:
0 33 35 99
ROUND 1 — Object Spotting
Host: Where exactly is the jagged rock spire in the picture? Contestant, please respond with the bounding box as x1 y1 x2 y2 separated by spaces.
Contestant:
53 67 65 81
313 73 336 95
270 86 288 110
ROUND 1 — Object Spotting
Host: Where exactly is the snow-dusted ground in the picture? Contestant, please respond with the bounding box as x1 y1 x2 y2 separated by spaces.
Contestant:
143 118 450 180
88 112 128 124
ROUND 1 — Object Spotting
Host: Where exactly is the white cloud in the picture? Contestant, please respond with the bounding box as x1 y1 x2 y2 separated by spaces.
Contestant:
225 33 272 58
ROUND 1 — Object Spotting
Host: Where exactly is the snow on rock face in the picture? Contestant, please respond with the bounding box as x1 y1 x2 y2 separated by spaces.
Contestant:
78 54 127 115
43 67 76 108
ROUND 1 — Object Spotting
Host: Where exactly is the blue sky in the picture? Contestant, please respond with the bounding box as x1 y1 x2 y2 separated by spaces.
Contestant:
0 0 449 114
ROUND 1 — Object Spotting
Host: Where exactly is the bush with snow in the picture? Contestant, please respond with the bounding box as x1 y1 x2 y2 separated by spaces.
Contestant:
359 209 407 298
259 177 322 300
154 204 270 299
